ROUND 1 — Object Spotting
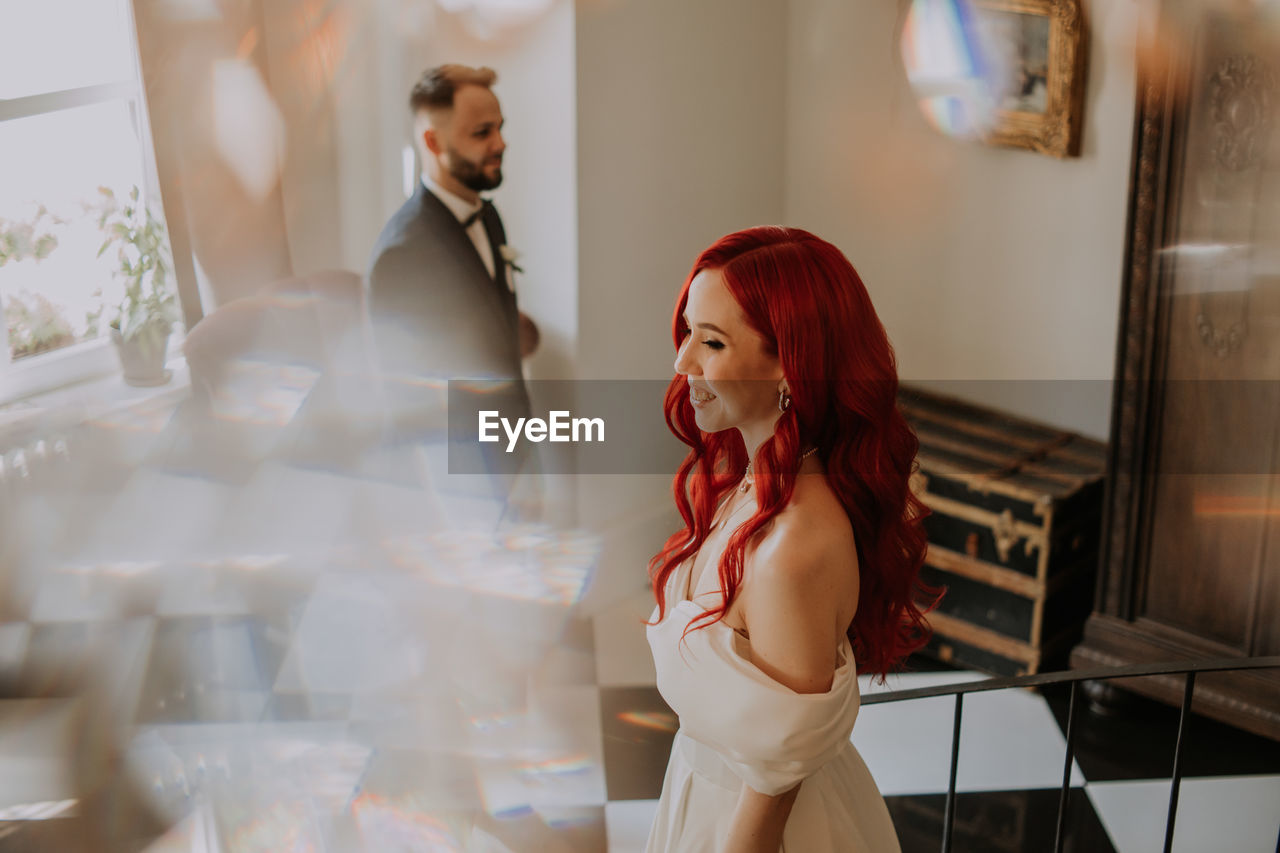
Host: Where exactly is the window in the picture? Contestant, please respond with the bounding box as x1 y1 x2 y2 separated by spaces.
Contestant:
0 0 176 403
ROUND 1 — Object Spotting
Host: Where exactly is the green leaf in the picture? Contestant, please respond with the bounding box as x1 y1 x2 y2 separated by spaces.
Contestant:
33 234 58 259
89 184 177 338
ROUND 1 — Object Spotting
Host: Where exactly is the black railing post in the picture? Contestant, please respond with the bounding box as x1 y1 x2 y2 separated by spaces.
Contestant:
1163 671 1196 853
1053 681 1079 853
941 693 963 853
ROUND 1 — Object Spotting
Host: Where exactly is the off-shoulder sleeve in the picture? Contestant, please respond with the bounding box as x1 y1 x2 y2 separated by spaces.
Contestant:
650 612 861 796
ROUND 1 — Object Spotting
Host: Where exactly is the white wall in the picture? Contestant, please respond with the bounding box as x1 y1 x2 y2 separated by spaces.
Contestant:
576 0 789 382
574 0 789 605
783 0 1140 439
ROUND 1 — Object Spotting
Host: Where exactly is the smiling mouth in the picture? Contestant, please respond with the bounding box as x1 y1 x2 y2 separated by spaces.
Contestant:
690 387 716 406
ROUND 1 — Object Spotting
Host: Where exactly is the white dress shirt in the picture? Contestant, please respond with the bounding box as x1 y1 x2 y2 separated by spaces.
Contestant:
422 175 514 291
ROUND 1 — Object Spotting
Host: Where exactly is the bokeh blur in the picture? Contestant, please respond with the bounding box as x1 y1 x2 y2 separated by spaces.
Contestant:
2 0 1279 849
1 1 600 849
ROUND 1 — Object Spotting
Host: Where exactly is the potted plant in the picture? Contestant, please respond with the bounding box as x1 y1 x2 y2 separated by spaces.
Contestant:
87 186 177 386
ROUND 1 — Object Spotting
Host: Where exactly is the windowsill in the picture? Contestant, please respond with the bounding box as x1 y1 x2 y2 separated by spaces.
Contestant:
0 355 190 452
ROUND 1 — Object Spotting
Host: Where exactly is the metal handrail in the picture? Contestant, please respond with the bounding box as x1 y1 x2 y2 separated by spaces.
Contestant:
861 655 1280 853
862 655 1280 705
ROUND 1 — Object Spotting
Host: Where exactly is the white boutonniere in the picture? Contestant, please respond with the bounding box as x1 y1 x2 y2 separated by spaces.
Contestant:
499 244 524 274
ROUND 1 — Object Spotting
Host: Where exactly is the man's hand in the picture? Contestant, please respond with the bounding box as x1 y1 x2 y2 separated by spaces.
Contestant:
519 312 540 359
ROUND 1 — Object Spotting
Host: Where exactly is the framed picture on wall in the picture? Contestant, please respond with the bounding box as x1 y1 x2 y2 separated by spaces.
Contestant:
973 0 1088 157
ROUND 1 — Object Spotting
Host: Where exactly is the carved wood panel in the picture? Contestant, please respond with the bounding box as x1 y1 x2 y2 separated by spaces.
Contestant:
1074 4 1280 739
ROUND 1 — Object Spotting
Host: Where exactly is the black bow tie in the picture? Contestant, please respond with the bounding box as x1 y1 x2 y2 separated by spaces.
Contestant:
461 202 487 229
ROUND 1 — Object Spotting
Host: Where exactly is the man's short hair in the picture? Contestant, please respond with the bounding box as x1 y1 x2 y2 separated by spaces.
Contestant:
409 64 498 113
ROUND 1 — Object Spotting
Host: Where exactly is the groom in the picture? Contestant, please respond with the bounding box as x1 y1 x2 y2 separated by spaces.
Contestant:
366 64 537 492
367 63 537 383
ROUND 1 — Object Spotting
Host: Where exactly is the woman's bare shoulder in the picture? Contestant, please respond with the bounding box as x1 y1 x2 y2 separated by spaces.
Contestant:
737 477 859 691
749 477 858 600
773 476 855 553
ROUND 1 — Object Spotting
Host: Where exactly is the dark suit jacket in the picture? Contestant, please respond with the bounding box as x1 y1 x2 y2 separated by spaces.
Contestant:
366 182 526 383
366 183 532 481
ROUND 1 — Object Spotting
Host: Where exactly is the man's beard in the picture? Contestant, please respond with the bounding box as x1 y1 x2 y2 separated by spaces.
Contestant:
447 148 503 192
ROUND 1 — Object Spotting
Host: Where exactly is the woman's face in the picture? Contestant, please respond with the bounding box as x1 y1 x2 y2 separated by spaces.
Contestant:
674 269 785 450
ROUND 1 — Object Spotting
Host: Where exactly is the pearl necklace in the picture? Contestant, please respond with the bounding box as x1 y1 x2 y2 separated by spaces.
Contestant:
739 447 819 493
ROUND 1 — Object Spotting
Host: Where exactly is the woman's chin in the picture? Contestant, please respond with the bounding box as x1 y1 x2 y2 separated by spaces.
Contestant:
691 411 719 433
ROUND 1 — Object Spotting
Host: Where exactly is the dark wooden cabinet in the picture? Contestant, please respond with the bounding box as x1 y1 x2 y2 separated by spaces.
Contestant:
1070 3 1280 739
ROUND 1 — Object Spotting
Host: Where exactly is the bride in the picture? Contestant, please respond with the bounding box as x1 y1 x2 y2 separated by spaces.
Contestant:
645 226 935 852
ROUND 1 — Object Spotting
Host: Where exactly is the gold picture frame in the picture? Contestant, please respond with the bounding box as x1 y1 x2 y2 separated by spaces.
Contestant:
973 0 1089 157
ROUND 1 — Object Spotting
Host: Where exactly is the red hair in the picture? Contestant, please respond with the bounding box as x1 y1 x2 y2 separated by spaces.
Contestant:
649 226 937 678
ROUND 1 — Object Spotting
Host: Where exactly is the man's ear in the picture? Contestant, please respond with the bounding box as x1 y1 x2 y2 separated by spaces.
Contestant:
422 127 442 157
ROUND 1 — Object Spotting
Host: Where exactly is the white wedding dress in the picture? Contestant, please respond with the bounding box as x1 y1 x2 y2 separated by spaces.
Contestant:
644 563 901 852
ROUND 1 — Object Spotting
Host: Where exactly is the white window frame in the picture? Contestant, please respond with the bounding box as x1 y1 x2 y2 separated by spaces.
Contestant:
0 1 168 406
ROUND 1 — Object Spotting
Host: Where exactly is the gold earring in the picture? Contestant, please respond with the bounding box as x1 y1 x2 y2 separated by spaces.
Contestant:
778 389 792 412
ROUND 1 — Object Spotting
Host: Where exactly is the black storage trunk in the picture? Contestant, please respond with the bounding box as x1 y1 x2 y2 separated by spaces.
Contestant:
899 386 1108 676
